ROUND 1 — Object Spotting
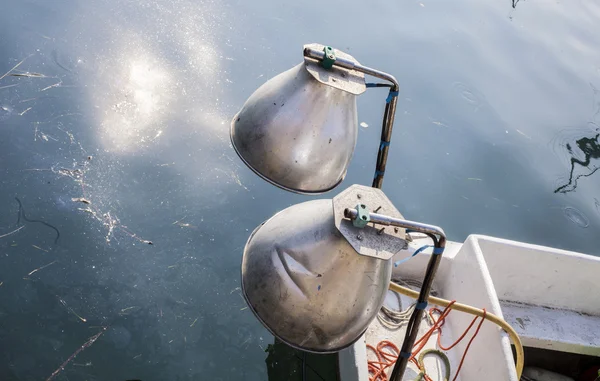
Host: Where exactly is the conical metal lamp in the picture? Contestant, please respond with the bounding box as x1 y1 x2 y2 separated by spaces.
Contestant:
241 185 409 352
231 43 366 194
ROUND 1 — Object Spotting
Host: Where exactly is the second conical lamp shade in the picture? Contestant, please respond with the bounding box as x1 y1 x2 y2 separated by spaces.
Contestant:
231 63 359 194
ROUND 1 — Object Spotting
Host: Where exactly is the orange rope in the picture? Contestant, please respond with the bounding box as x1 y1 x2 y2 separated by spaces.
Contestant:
367 340 400 381
367 301 487 381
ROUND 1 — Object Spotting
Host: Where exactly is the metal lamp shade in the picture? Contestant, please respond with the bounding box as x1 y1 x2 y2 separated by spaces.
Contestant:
241 199 392 352
231 63 359 194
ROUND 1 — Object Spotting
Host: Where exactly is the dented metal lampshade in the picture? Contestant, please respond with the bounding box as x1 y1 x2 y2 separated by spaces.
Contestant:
241 197 394 353
230 43 366 194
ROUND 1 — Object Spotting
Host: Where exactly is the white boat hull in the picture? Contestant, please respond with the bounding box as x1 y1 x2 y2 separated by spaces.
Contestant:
340 235 600 381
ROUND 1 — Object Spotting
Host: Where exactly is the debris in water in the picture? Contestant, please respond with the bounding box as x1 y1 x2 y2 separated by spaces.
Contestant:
58 298 87 322
0 55 31 81
0 225 24 239
27 260 58 276
8 71 48 78
45 327 106 381
72 362 92 367
0 84 19 90
15 197 60 244
515 129 531 140
32 245 49 252
19 107 32 116
71 197 91 205
172 216 187 225
360 122 369 128
40 81 62 92
119 306 138 315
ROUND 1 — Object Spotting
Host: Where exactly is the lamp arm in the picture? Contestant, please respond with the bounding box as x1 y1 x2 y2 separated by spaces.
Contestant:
344 208 446 381
303 47 399 189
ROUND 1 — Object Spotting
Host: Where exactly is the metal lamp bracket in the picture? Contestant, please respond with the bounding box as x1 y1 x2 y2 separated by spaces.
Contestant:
303 43 366 95
332 184 407 260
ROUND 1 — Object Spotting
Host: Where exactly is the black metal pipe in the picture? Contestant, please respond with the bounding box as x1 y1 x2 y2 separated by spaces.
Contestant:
343 208 446 380
388 235 445 381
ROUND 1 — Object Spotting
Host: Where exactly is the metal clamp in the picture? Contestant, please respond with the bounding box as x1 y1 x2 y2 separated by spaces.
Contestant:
321 46 337 69
352 204 370 228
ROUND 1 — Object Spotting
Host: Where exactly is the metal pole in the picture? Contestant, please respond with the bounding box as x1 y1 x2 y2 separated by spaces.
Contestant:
344 210 445 238
309 45 444 381
344 208 446 381
303 47 399 189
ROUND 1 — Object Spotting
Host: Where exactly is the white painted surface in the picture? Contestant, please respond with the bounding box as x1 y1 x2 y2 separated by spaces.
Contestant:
474 235 600 355
475 235 600 315
339 335 369 381
502 301 600 356
341 234 600 381
349 237 516 381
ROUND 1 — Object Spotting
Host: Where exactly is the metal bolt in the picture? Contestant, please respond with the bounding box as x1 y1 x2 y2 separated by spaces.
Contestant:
357 194 362 199
357 234 363 241
394 227 399 233
377 227 385 235
374 206 382 213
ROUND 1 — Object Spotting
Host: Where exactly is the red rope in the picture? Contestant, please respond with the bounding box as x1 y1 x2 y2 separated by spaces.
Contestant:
366 301 486 381
449 309 486 381
367 340 400 381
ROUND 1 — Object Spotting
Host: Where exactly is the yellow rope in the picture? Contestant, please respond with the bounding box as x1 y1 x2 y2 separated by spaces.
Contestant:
389 281 524 380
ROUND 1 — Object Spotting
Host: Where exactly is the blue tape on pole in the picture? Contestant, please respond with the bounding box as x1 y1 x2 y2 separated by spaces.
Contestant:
386 90 399 103
433 247 444 255
413 245 433 256
373 170 385 179
394 245 432 267
394 257 410 267
379 141 390 151
399 351 411 359
415 301 428 310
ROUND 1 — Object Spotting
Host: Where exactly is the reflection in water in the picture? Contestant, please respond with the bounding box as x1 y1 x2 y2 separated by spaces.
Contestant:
453 82 486 112
75 0 223 154
563 206 590 228
554 84 600 193
0 104 14 121
265 339 337 381
97 54 174 153
554 128 600 193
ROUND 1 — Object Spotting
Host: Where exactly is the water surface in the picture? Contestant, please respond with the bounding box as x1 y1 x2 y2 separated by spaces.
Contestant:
1 0 599 379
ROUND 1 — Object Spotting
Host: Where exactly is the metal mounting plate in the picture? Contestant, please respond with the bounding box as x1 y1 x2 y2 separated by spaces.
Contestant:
303 43 366 95
332 184 407 260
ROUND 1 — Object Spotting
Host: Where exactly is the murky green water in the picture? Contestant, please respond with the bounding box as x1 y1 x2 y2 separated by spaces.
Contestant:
1 0 599 379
